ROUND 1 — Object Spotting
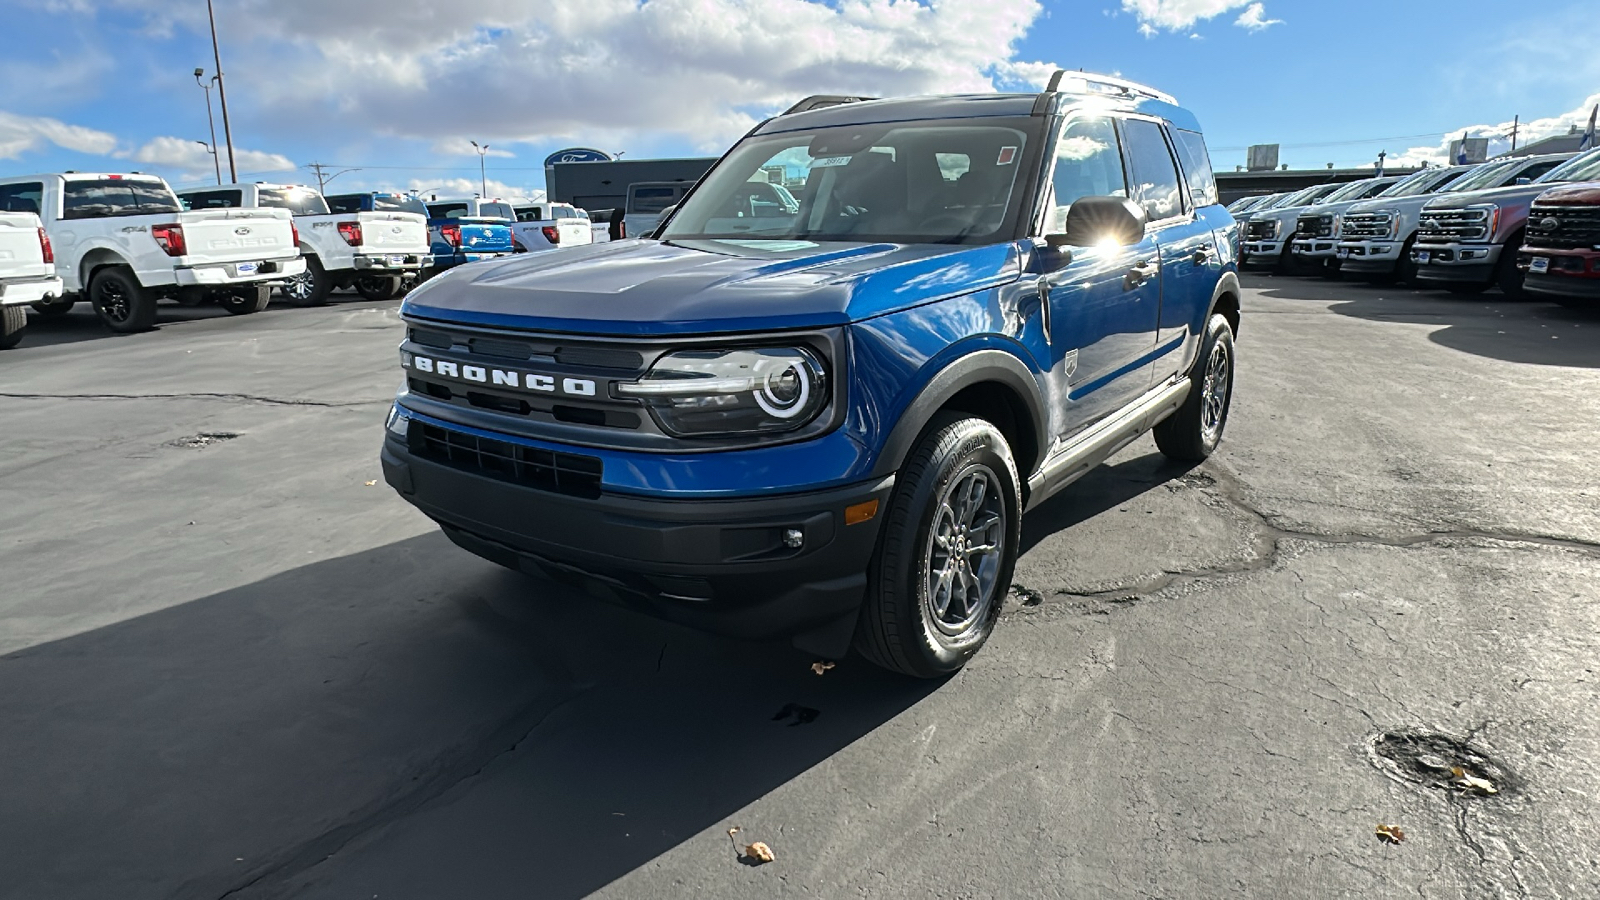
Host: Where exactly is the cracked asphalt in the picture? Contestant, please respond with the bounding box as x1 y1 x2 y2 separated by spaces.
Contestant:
1 276 1597 899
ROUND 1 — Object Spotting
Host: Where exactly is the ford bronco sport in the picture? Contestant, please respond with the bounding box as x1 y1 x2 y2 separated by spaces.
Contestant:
381 73 1241 677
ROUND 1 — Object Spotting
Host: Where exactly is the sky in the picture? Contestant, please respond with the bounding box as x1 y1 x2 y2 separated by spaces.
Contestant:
2 0 1598 201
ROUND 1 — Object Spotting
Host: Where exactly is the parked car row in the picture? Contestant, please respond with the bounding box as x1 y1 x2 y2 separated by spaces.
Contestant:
0 171 622 349
1228 147 1600 305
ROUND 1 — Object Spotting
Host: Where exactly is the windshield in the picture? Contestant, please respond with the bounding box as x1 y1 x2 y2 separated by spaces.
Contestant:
1448 160 1520 193
62 179 182 220
660 116 1042 245
1302 184 1347 206
258 187 329 216
1382 167 1467 198
1538 149 1600 184
1320 180 1379 204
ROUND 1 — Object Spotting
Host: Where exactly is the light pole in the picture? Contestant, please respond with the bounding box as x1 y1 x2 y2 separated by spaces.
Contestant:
206 0 237 182
195 140 220 184
193 68 222 185
469 140 490 197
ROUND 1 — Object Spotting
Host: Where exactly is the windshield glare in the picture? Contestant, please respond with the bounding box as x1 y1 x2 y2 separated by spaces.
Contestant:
660 117 1040 245
259 187 330 216
1539 149 1600 184
1449 160 1520 193
1383 168 1462 198
1321 180 1378 203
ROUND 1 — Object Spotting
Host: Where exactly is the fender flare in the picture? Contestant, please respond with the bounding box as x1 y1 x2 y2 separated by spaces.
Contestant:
869 348 1048 481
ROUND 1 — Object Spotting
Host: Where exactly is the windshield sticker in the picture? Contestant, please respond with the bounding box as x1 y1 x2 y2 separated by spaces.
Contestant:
996 146 1018 166
811 156 854 168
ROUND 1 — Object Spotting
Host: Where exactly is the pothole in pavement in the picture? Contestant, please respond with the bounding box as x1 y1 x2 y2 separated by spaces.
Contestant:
169 432 241 449
1368 728 1519 798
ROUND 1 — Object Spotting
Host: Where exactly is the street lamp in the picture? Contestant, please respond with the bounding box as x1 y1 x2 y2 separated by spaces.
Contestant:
205 0 237 182
469 140 490 198
195 140 220 184
193 68 222 185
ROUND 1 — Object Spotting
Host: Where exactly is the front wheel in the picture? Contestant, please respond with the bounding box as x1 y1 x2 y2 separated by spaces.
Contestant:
218 285 272 315
1154 313 1236 462
1495 246 1526 300
354 274 401 301
855 414 1021 678
0 306 26 350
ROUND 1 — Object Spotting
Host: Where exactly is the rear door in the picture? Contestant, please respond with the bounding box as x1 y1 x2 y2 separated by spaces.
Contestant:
1038 115 1163 438
1122 117 1212 383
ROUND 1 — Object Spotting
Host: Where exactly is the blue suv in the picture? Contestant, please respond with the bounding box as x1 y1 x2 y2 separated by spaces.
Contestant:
381 73 1240 678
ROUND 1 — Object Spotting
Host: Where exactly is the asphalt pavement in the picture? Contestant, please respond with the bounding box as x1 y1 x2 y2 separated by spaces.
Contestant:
1 276 1597 899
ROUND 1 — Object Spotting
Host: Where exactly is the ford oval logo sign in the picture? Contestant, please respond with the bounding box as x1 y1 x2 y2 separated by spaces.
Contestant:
1539 216 1560 232
543 147 614 166
234 227 251 236
391 226 402 234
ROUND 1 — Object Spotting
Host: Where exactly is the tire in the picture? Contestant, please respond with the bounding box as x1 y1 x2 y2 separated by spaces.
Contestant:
354 274 401 302
281 256 332 306
1444 283 1490 295
1320 260 1343 280
89 267 157 333
218 285 272 315
0 306 25 350
1154 313 1236 462
854 414 1021 678
1495 245 1526 300
1392 237 1419 285
32 298 75 318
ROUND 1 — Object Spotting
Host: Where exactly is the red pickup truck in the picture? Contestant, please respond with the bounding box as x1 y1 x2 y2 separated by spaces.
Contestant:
1520 182 1600 307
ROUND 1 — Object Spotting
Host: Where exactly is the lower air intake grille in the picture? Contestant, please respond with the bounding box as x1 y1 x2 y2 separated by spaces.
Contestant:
412 422 602 499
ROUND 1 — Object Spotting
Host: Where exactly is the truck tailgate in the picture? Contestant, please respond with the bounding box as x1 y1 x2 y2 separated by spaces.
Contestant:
558 221 593 246
0 213 51 280
176 209 298 264
358 212 429 253
455 218 514 253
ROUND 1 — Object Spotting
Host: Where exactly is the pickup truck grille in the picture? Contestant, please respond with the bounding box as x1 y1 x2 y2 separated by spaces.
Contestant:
1525 204 1600 251
1245 219 1279 240
1418 208 1490 242
1340 212 1392 239
1296 214 1335 239
411 421 602 499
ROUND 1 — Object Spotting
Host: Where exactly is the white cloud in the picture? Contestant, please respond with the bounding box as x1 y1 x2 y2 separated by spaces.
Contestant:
400 177 543 203
0 109 118 160
1233 3 1281 31
1388 93 1600 167
128 136 297 185
1120 0 1280 33
432 138 516 159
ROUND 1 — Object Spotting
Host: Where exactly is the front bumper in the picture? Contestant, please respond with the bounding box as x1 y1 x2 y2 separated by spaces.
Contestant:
174 256 306 286
354 253 433 272
1522 273 1600 301
1412 242 1502 284
1291 238 1339 260
0 274 64 307
381 428 894 642
1241 240 1286 262
1336 240 1403 274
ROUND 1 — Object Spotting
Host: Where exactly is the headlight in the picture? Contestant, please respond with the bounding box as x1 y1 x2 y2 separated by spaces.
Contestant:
1467 204 1500 241
616 346 828 437
1268 220 1282 239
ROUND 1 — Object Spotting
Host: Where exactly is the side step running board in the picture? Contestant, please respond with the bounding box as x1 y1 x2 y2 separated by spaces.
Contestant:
1024 378 1191 512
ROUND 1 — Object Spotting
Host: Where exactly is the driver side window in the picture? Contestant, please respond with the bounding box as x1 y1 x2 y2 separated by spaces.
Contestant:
1047 117 1127 233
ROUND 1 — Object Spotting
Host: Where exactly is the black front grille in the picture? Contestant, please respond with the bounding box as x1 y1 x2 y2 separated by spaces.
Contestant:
1526 204 1600 250
412 422 603 499
1296 215 1334 238
1246 219 1278 240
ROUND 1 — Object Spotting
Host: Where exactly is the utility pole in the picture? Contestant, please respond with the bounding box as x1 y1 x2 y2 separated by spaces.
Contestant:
470 140 490 197
206 0 237 182
193 68 222 184
1510 115 1520 153
304 162 361 194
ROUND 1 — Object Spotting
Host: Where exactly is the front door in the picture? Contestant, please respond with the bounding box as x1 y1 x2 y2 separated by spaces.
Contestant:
1037 116 1163 441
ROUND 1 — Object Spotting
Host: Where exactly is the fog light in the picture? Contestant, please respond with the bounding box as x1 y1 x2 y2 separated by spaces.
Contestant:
783 528 804 549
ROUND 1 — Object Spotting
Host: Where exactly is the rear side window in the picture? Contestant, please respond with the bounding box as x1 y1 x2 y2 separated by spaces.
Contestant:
1046 116 1127 232
1520 159 1564 182
629 186 681 214
1121 119 1185 222
0 182 44 215
62 180 182 220
180 189 242 210
1172 129 1219 208
259 188 329 216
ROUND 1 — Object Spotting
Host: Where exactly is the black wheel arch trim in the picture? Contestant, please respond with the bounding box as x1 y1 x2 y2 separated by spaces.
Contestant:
870 348 1048 485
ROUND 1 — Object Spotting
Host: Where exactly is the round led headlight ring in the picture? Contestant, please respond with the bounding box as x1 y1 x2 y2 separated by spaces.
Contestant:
755 359 814 418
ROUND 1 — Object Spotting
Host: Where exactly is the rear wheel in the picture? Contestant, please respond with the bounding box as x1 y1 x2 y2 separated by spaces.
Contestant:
218 285 272 315
282 256 332 306
0 306 26 350
354 274 401 301
855 414 1020 678
1154 313 1235 462
89 267 157 333
32 298 75 318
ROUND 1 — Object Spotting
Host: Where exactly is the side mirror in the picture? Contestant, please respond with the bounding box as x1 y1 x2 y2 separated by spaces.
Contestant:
1049 196 1147 248
1514 177 1532 185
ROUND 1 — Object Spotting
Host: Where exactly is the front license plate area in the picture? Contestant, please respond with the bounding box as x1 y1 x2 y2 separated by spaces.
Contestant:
1529 257 1550 274
1415 250 1431 264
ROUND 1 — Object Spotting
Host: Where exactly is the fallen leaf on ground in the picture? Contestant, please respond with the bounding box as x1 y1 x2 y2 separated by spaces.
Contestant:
1375 824 1406 844
365 480 377 486
811 660 835 675
744 841 775 863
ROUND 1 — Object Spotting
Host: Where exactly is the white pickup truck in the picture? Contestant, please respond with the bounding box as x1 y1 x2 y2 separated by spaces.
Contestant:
510 201 593 252
0 173 303 333
0 210 63 349
179 182 431 305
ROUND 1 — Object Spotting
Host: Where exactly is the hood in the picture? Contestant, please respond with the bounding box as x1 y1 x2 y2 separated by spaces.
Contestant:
1424 183 1547 209
1530 181 1600 206
1296 198 1370 218
1260 204 1316 223
400 238 1023 336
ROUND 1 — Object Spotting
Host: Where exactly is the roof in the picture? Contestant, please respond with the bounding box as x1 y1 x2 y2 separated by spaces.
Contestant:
754 88 1201 135
0 172 167 183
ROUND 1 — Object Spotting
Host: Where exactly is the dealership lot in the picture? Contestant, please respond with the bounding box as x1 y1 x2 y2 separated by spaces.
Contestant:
2 277 1597 899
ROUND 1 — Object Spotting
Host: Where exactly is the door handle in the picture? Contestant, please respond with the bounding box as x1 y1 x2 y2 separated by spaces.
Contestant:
1124 260 1159 290
1192 243 1215 265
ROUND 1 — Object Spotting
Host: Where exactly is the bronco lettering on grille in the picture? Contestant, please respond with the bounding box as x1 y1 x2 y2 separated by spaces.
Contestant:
404 352 598 397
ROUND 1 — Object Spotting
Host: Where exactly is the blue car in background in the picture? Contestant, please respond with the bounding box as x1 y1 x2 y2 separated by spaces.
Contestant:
421 198 516 276
381 74 1241 678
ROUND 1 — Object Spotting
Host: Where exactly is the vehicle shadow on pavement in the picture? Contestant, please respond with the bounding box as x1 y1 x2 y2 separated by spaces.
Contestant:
0 532 936 900
1020 451 1198 555
14 293 399 350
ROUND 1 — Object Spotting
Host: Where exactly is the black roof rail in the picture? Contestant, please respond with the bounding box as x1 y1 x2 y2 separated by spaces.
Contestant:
780 95 877 116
